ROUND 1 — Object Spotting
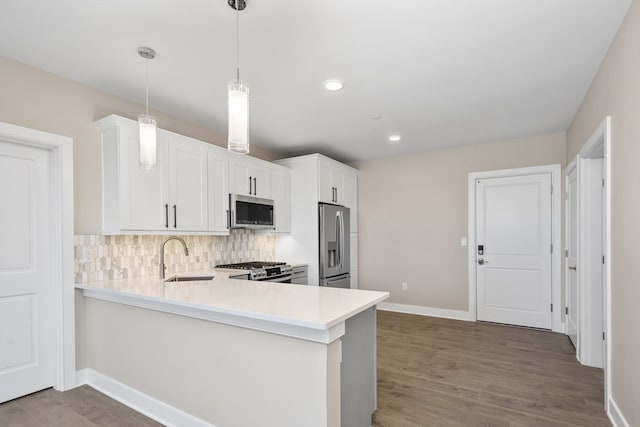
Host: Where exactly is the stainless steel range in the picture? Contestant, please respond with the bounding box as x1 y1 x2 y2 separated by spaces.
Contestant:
215 261 293 282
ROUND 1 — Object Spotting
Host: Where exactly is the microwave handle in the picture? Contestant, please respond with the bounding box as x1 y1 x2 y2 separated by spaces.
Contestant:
227 209 235 229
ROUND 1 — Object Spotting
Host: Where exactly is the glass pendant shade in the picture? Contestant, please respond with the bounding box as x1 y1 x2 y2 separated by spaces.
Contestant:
228 80 250 154
138 114 157 169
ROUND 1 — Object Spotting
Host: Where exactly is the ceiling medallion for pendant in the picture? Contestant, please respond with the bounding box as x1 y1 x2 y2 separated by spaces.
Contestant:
227 0 246 10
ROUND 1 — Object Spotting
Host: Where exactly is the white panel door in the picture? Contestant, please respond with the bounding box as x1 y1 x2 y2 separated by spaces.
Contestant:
0 141 53 403
566 166 579 347
476 174 552 329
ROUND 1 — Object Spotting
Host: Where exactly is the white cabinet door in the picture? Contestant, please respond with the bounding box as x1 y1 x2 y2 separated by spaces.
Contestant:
319 159 345 204
114 123 169 232
270 166 291 233
229 158 251 195
318 161 333 203
168 137 208 231
229 156 271 198
208 150 229 232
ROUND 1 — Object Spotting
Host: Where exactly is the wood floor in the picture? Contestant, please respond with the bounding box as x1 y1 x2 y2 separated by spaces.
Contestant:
0 385 162 427
0 311 610 427
373 311 611 427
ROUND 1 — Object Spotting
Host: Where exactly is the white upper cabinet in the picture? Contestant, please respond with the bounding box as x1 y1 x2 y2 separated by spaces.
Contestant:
318 158 346 205
229 155 271 198
101 120 170 232
95 114 288 235
167 134 208 232
318 156 357 232
96 115 230 234
270 165 291 233
207 149 229 233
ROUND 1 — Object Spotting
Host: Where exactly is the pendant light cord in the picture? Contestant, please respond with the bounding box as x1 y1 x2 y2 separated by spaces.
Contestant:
145 57 149 116
235 0 240 82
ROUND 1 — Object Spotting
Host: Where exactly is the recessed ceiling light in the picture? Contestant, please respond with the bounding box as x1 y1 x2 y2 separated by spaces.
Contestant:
388 135 401 143
324 80 344 91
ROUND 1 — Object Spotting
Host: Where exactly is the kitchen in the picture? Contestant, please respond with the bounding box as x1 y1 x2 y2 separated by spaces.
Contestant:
1 1 640 426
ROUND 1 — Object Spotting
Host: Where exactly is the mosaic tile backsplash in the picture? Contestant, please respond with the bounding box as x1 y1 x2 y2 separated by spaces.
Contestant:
74 230 275 283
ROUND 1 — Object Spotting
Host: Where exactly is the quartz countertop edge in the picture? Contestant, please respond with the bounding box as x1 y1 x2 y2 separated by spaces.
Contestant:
75 270 389 344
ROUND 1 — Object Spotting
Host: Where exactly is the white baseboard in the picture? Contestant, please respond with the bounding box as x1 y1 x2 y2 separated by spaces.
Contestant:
76 368 88 386
608 396 631 427
377 302 473 322
78 369 214 427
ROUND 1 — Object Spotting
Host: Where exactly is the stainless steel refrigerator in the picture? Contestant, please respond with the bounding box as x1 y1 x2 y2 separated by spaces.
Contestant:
319 203 350 288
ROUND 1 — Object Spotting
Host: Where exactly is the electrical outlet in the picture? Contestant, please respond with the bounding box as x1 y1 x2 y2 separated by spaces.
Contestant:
401 282 408 291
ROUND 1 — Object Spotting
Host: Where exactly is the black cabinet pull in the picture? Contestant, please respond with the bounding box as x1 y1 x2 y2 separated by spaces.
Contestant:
164 204 169 228
249 176 252 195
253 177 257 195
173 204 177 228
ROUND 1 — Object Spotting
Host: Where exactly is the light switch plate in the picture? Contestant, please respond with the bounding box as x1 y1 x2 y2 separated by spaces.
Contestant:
460 237 468 246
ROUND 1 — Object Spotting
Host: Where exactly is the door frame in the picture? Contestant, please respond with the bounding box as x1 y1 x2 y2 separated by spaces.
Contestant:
0 122 75 391
564 158 579 350
468 164 563 332
574 117 611 407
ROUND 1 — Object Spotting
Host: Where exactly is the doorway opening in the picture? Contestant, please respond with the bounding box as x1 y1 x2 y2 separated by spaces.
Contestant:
565 117 611 407
0 122 75 400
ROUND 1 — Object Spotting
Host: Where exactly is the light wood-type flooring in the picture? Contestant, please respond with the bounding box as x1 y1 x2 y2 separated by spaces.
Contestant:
0 311 610 427
0 385 162 427
373 310 611 427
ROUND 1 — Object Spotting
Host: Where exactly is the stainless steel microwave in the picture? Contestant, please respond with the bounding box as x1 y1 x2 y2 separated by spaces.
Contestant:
229 194 275 229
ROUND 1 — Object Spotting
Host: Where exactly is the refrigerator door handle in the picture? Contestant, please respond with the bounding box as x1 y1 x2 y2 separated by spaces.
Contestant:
339 211 345 271
335 212 341 267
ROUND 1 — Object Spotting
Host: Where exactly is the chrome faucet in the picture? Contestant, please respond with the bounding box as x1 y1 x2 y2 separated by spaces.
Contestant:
159 236 189 279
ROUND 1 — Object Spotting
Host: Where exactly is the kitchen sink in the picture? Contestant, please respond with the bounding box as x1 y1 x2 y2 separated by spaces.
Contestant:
164 275 215 282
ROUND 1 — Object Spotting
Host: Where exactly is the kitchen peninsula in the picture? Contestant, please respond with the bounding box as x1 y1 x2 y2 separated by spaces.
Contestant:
76 271 388 427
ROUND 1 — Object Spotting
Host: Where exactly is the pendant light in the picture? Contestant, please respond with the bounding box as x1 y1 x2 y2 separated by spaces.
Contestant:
227 0 250 154
138 46 157 170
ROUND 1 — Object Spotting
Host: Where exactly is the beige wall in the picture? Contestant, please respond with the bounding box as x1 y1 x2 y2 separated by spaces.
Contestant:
566 1 640 424
354 132 566 311
0 56 282 234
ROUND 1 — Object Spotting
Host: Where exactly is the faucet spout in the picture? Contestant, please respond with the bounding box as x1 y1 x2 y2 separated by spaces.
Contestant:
159 236 190 279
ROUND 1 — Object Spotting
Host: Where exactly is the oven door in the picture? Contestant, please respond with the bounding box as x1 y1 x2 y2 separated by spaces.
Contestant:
259 274 292 283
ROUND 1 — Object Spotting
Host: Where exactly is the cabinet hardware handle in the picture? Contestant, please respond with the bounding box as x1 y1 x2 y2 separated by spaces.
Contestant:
253 177 257 195
173 204 177 228
249 176 252 195
164 204 169 228
568 266 577 271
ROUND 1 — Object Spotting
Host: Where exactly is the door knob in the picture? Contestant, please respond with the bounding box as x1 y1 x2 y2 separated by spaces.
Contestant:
478 258 488 265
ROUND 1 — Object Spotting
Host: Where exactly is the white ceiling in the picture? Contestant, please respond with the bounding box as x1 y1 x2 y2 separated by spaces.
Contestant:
0 0 631 163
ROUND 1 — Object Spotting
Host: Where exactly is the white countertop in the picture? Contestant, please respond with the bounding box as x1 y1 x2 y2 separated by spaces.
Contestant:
76 270 388 343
